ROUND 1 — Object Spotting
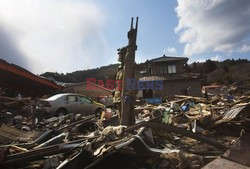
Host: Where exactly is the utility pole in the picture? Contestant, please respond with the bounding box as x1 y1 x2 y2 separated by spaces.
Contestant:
120 17 138 125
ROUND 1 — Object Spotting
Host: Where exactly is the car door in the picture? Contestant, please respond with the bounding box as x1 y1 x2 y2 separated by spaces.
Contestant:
64 95 79 113
78 96 95 115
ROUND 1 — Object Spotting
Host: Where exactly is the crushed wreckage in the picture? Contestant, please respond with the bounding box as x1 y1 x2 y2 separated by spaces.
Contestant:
0 85 250 169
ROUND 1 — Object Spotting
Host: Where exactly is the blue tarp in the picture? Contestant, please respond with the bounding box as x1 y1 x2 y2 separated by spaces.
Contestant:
146 97 162 104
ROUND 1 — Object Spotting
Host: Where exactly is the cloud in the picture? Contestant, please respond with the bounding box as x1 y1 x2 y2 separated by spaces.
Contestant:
211 54 222 61
0 25 29 68
0 0 106 74
194 59 206 63
163 47 177 54
175 0 250 56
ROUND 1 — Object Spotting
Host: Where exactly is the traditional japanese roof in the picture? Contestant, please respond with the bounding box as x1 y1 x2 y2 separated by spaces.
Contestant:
147 55 188 63
139 73 200 81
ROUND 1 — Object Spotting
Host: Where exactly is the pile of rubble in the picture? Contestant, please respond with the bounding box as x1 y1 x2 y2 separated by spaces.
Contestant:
0 90 250 168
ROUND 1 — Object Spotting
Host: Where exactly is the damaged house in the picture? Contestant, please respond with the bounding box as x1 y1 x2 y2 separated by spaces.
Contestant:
137 55 202 99
0 59 63 97
63 81 112 97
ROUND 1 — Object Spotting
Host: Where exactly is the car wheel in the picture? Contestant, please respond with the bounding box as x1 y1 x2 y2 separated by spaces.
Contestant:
56 108 68 116
95 108 103 118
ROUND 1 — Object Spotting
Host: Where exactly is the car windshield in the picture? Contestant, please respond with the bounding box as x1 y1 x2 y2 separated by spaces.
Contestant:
47 94 65 101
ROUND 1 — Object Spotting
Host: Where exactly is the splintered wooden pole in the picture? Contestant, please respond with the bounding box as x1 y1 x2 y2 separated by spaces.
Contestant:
121 17 138 126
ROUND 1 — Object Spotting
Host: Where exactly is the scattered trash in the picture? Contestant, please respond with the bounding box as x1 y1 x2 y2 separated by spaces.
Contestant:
1 83 250 168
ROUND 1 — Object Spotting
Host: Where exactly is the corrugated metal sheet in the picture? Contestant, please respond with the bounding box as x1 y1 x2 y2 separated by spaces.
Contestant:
214 106 246 125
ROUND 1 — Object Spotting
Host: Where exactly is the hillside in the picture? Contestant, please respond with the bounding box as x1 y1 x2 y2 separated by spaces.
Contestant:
41 64 119 83
189 59 250 85
41 59 250 86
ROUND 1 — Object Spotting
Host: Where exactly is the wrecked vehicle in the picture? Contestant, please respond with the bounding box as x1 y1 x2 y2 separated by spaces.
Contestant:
36 93 106 116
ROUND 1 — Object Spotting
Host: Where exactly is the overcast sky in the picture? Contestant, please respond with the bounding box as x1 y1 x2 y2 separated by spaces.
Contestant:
0 0 250 74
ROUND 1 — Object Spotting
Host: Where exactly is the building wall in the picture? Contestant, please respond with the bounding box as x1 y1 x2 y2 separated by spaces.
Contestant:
153 79 202 97
150 62 185 74
175 62 184 73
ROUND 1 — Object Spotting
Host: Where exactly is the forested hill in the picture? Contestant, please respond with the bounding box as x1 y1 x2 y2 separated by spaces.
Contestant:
189 59 250 85
41 59 250 86
40 64 119 83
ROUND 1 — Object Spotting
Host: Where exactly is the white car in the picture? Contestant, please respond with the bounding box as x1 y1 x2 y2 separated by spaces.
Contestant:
36 93 105 116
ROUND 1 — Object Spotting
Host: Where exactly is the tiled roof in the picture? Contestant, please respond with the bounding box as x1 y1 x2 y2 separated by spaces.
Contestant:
139 73 200 81
148 55 188 63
